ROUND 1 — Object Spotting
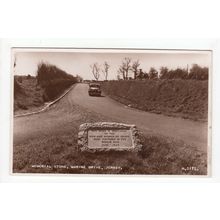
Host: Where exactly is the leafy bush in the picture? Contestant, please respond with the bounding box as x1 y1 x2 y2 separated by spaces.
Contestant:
42 79 75 101
158 65 208 80
188 64 208 80
36 62 77 101
37 62 75 83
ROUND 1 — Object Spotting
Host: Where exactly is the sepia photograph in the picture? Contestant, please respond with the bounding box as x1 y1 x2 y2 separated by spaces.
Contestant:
12 48 211 175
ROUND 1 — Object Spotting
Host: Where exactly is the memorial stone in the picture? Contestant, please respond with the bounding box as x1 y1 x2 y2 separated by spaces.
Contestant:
78 122 142 152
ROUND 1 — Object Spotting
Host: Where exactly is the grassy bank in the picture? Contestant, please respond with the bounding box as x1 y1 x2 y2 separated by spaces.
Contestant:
14 63 77 113
14 76 44 113
101 80 208 121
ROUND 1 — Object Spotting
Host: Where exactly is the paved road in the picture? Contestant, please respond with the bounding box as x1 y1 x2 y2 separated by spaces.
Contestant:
14 83 208 151
70 83 208 151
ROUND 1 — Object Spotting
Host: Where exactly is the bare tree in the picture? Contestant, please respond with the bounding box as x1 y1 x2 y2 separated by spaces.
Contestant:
102 61 110 81
118 57 132 80
123 57 132 80
132 60 140 79
90 63 100 81
118 66 126 80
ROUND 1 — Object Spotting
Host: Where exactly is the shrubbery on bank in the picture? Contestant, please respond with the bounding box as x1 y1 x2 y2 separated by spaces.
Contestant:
36 62 77 101
101 79 208 121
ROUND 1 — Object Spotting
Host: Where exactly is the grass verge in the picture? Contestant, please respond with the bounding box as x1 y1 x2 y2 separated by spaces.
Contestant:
13 104 207 175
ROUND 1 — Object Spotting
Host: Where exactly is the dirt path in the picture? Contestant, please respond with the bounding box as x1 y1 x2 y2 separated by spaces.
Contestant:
14 83 208 152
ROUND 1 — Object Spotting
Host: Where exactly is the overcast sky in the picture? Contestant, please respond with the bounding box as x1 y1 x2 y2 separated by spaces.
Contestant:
13 49 211 80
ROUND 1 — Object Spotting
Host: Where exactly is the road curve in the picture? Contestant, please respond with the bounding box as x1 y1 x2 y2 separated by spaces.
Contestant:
14 83 208 152
70 83 208 151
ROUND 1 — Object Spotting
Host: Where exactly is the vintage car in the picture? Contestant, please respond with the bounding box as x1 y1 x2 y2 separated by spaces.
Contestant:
88 83 101 96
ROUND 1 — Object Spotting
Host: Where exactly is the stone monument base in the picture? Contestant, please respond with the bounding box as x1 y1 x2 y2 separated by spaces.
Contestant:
78 122 142 152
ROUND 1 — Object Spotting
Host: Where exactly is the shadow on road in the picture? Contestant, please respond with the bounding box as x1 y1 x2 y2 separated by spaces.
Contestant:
89 95 105 98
